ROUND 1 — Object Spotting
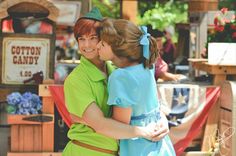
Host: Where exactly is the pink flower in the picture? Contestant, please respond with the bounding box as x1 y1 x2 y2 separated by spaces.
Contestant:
232 15 236 20
224 19 230 24
230 24 236 30
221 8 228 14
214 17 219 26
232 32 236 39
214 25 224 32
208 8 236 42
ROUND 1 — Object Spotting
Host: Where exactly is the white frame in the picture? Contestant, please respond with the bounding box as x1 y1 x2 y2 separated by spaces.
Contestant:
51 0 81 26
2 37 50 84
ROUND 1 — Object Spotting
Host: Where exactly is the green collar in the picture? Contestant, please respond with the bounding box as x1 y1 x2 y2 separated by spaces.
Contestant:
80 56 114 82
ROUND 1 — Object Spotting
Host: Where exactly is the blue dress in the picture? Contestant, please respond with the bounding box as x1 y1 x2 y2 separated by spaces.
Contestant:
107 64 176 156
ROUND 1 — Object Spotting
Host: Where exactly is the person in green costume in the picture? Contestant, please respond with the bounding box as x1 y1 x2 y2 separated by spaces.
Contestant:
62 7 169 156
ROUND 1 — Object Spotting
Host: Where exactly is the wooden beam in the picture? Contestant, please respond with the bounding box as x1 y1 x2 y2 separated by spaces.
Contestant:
8 152 62 156
7 114 53 125
121 0 138 24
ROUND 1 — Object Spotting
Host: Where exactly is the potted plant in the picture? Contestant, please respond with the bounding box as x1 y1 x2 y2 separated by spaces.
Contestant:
6 91 53 152
207 8 236 65
6 92 42 115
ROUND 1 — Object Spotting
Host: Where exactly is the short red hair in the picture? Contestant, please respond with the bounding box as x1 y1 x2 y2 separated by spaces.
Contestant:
73 18 101 39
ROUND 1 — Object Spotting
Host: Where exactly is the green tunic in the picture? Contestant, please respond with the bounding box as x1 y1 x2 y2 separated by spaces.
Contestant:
62 56 118 156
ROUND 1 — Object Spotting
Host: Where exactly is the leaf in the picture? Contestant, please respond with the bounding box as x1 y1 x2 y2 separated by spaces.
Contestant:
138 1 188 31
6 105 16 114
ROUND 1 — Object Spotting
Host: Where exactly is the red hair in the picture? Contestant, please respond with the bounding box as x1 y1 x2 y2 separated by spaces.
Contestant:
73 18 100 39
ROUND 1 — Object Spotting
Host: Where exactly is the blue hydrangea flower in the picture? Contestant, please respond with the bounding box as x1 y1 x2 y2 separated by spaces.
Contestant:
22 92 32 99
6 92 42 115
7 92 22 105
31 94 42 108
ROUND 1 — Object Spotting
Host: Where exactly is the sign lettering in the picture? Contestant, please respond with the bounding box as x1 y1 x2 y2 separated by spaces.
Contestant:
2 37 50 84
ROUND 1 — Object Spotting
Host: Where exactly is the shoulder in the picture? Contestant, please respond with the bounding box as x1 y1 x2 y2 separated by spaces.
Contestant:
64 66 88 88
110 68 130 80
109 68 138 86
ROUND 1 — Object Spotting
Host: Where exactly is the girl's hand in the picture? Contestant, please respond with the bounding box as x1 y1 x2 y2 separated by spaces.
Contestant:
151 121 169 142
140 122 159 141
151 113 169 142
140 111 170 141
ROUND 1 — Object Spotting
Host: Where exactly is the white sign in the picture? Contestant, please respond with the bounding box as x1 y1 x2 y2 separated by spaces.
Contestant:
208 43 236 65
2 37 50 84
52 1 81 26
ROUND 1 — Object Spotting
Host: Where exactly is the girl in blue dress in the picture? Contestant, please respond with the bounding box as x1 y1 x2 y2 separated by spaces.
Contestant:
97 18 176 156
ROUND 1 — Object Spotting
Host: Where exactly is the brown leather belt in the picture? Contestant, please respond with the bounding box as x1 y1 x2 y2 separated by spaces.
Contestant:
72 140 118 155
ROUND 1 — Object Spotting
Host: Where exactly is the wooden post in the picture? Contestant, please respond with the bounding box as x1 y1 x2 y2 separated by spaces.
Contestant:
7 153 62 156
121 0 138 24
39 85 54 152
188 0 219 12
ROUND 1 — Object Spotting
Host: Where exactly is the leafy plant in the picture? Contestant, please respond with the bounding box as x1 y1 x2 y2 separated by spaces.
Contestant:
91 0 120 19
218 0 236 10
6 92 42 115
137 1 188 31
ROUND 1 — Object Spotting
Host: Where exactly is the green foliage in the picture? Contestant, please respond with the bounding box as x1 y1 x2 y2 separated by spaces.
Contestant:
91 0 188 31
138 1 188 31
6 105 16 114
91 0 120 19
219 0 236 10
138 0 157 15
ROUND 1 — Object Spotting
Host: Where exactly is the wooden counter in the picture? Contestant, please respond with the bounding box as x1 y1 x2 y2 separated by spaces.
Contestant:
189 59 236 85
189 59 236 155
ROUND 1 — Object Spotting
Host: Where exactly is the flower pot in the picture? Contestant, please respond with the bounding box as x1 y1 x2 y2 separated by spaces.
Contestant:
208 43 236 65
7 114 54 152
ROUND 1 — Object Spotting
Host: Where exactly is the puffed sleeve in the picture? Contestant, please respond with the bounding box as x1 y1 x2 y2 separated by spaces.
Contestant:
107 69 139 107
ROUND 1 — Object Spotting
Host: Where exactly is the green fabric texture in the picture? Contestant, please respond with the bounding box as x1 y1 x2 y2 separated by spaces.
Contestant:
63 56 118 156
64 56 114 118
63 141 116 156
80 7 103 21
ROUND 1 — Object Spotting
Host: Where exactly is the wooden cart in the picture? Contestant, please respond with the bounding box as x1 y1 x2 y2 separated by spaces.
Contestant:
0 0 59 155
189 59 236 156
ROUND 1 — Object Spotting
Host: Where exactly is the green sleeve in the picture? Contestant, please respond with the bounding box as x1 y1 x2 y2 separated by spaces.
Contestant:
64 74 95 117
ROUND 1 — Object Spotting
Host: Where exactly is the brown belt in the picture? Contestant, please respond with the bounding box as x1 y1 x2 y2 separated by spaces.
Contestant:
72 140 118 155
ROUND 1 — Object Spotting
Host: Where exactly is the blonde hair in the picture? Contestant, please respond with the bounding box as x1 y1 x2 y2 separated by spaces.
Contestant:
100 18 159 68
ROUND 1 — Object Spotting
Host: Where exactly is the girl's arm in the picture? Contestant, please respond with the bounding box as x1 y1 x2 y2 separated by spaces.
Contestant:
81 102 157 140
112 106 132 124
111 105 170 142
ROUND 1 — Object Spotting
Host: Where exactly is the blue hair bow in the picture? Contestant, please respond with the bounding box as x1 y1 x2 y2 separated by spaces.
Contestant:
140 26 150 60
